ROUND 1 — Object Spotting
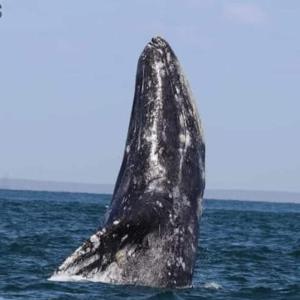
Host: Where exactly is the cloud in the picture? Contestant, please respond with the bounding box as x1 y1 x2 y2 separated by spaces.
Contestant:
223 2 268 25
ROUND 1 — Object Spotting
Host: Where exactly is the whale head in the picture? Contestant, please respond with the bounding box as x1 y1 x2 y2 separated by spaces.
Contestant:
112 36 205 204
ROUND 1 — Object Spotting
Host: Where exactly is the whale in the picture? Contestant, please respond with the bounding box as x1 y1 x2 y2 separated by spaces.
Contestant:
50 36 205 288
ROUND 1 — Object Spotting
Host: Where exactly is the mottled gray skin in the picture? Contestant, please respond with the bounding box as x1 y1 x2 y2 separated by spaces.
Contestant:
52 37 205 288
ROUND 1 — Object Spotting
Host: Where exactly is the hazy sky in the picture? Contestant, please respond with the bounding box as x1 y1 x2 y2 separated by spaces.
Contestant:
0 1 299 192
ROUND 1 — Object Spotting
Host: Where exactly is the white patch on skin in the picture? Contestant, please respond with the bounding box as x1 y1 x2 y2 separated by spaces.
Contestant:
90 234 100 248
157 48 163 56
177 256 186 270
162 130 167 142
113 220 120 225
90 234 99 243
58 253 77 271
185 132 191 147
182 195 190 207
169 213 175 225
179 133 185 143
81 254 100 270
126 145 130 153
156 201 163 208
121 234 128 242
141 64 145 94
115 249 126 266
147 180 165 193
143 59 168 192
179 115 185 127
166 52 171 62
172 186 180 198
56 238 102 276
92 262 123 283
127 247 135 257
49 259 123 284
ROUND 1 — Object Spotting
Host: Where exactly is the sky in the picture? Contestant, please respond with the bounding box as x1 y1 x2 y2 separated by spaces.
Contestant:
0 1 299 192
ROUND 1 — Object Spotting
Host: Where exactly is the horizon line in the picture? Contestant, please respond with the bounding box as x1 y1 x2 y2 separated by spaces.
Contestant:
0 177 299 204
0 176 299 195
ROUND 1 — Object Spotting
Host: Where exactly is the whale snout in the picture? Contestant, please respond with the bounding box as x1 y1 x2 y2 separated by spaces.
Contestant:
139 36 174 65
149 36 169 49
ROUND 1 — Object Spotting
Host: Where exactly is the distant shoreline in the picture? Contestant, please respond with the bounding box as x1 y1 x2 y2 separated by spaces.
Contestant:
0 178 299 204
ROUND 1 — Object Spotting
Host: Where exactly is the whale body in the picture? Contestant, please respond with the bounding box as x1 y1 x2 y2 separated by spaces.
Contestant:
50 36 205 288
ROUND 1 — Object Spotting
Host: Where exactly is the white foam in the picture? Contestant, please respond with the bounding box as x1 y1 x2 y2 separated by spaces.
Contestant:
203 281 222 290
48 273 88 282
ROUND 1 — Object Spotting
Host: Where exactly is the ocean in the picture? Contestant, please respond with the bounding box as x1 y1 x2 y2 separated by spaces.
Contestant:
0 189 299 299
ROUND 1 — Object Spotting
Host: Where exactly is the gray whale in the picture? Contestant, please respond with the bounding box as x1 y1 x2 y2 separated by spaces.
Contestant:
51 36 205 288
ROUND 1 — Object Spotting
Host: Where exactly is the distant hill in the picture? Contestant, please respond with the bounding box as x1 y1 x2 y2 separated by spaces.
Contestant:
204 189 300 204
0 178 299 203
0 178 113 194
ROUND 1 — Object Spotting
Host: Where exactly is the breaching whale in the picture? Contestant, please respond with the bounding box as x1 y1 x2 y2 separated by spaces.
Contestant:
50 36 205 288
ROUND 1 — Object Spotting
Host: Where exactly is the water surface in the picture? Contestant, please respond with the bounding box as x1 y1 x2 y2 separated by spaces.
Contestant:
0 189 299 299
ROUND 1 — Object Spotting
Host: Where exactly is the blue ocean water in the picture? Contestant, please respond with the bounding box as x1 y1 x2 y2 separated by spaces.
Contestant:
0 189 299 300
